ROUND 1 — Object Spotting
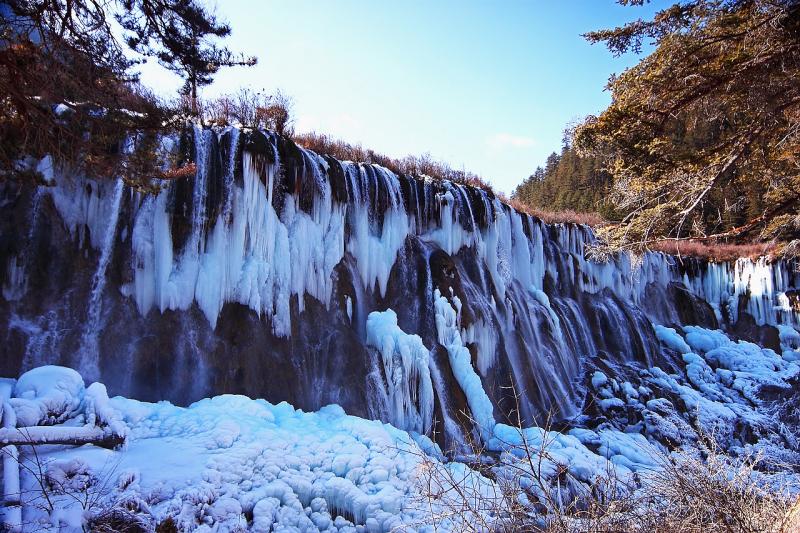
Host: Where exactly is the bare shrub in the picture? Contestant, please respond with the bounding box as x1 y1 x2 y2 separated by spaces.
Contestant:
625 441 800 533
410 416 800 532
1 440 158 532
87 507 152 533
203 88 294 134
649 239 777 262
202 93 236 127
261 90 294 136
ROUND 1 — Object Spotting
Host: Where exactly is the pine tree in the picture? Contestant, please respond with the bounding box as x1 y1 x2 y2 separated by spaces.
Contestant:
119 0 257 116
575 0 800 252
0 0 254 183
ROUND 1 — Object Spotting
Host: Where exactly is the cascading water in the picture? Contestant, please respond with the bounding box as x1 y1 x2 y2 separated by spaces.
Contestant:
222 127 240 223
77 177 125 381
1 126 798 444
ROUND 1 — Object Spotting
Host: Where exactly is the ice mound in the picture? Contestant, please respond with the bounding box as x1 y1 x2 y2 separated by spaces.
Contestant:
10 366 85 426
8 382 497 532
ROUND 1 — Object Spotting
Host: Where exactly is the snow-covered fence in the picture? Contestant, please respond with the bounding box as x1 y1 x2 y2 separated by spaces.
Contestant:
2 381 21 533
0 424 124 449
0 367 128 532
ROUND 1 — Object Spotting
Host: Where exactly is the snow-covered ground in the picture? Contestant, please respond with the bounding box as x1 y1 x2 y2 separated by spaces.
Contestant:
1 322 798 532
1 366 483 532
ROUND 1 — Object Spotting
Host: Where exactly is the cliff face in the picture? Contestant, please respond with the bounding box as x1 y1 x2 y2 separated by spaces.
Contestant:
1 127 797 447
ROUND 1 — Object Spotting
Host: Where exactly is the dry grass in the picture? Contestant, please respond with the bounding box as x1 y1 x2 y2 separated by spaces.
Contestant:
650 239 777 262
293 131 495 192
502 196 606 227
411 428 800 533
410 388 799 532
529 208 606 227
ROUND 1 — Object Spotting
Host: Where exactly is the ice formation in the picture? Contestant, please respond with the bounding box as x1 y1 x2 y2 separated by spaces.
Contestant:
1 367 503 532
433 289 496 439
2 126 800 531
365 310 434 434
5 126 797 430
9 366 85 427
5 321 797 532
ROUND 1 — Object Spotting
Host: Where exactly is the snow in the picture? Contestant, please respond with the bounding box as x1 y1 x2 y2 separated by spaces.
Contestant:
684 326 730 354
591 371 609 389
488 423 651 503
4 368 501 532
84 382 128 439
10 366 84 427
778 324 800 362
682 326 799 404
0 424 114 446
653 325 691 354
6 311 800 531
610 323 800 444
779 324 800 349
2 380 21 533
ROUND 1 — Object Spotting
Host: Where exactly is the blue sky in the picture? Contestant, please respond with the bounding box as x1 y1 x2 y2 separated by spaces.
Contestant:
137 1 669 194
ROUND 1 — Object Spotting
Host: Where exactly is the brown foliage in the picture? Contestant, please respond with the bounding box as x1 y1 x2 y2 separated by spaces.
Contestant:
650 239 777 262
528 208 606 227
0 6 179 187
294 131 494 192
203 88 294 135
503 196 606 227
155 516 179 533
158 163 197 181
576 0 800 251
0 1 257 187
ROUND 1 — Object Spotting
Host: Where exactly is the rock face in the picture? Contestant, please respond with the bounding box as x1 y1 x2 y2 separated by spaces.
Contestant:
1 127 798 448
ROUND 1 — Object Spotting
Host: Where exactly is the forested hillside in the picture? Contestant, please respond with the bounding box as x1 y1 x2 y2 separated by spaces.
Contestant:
512 143 618 220
575 0 799 254
513 120 772 232
514 0 799 260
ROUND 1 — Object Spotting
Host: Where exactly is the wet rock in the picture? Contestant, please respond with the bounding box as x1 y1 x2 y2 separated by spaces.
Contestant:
732 312 781 353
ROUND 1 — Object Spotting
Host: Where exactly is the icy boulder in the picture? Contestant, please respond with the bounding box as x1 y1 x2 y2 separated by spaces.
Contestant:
653 325 691 354
84 382 128 438
10 366 85 426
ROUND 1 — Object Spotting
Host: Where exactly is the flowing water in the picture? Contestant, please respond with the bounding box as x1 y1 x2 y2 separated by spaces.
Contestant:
77 178 125 381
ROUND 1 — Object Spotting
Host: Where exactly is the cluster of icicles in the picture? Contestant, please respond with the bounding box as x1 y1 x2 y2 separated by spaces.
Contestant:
29 127 799 338
7 126 798 435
